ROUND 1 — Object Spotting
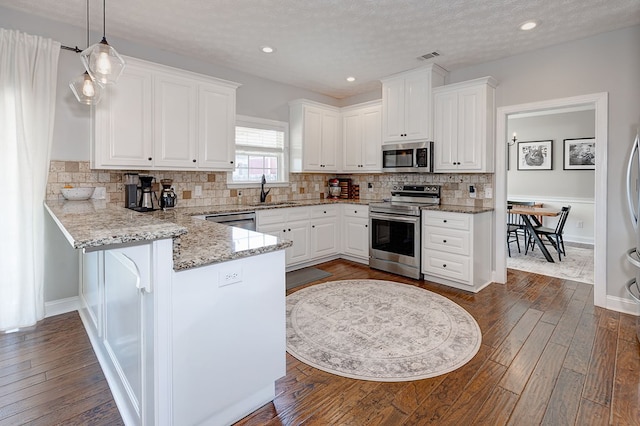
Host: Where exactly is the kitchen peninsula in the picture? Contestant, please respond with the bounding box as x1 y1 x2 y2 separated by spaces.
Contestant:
45 200 292 426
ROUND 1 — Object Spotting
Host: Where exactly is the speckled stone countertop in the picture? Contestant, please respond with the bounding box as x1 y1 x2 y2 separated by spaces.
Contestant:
44 198 369 272
422 204 494 214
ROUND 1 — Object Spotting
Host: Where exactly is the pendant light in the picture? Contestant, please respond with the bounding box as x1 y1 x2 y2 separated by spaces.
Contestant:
80 0 125 85
69 0 103 105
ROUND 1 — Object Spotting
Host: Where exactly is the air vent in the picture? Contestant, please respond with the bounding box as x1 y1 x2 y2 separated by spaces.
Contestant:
418 51 441 60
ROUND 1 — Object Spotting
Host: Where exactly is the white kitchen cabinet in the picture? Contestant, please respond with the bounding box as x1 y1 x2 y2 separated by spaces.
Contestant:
92 59 154 168
310 205 339 258
80 250 101 334
92 55 239 171
342 101 382 172
433 76 497 172
153 72 198 168
197 82 237 170
290 100 340 172
257 207 312 266
422 209 492 293
380 65 447 144
342 206 369 262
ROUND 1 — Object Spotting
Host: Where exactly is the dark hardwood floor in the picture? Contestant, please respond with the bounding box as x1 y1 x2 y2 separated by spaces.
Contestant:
1 260 638 425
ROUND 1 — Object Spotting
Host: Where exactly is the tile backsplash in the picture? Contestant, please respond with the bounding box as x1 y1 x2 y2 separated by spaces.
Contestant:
46 161 494 208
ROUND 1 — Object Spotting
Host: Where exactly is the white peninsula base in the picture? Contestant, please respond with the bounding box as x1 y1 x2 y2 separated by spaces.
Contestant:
79 239 286 426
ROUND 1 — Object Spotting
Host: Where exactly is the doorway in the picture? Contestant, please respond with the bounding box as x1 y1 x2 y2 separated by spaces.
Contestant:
495 93 608 307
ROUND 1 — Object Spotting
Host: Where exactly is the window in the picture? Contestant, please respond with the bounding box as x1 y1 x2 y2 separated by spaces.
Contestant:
230 115 289 185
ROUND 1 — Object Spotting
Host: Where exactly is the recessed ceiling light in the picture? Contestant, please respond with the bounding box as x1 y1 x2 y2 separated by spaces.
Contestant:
519 20 539 31
260 46 276 54
346 76 356 82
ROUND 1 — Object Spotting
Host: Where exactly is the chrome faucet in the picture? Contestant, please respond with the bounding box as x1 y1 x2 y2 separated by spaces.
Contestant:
260 174 271 202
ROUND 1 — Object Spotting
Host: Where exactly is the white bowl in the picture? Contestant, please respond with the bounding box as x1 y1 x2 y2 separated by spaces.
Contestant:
61 187 95 201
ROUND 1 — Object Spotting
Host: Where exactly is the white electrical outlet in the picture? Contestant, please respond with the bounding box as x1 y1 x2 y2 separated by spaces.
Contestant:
292 183 297 192
485 187 493 199
314 183 319 191
219 267 242 286
469 185 476 198
576 220 584 228
194 185 202 197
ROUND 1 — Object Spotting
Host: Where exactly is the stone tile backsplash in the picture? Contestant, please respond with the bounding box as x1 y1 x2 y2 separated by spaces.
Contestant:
46 161 494 209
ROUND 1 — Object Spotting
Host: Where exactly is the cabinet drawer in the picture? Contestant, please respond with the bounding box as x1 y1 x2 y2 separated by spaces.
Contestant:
423 227 469 255
257 209 287 226
343 205 369 218
422 250 470 284
311 205 338 219
422 211 470 230
287 206 311 221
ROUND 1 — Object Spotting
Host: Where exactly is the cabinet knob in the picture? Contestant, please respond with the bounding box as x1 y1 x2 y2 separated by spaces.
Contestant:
283 229 286 233
443 264 447 268
443 240 447 243
354 210 358 214
312 225 315 228
443 220 447 223
192 159 196 163
365 224 368 228
148 157 152 161
323 211 327 214
288 228 291 231
230 160 234 164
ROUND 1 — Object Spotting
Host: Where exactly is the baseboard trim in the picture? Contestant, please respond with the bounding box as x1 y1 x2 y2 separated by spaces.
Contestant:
606 295 640 316
44 296 80 318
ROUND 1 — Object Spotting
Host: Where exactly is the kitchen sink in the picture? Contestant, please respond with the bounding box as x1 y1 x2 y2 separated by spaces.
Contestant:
247 201 299 207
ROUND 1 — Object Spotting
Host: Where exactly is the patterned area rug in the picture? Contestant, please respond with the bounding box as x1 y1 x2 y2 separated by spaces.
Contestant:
507 241 594 284
286 279 482 382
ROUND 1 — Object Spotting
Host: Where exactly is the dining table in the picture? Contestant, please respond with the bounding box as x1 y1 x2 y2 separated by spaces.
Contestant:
508 206 561 262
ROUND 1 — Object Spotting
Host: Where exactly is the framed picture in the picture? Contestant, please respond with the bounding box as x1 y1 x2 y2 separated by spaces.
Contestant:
517 140 553 170
563 138 595 170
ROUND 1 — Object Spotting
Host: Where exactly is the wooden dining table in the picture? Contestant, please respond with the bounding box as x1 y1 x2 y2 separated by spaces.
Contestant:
508 206 561 262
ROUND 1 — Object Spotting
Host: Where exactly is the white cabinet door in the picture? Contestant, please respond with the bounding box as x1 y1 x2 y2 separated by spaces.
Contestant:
286 221 311 265
311 218 339 258
103 246 151 424
320 110 339 171
361 105 382 171
153 73 198 168
92 61 153 169
342 103 382 172
404 72 430 141
290 101 341 173
198 83 237 170
433 77 496 173
81 251 101 334
302 107 324 171
343 217 369 258
381 78 406 142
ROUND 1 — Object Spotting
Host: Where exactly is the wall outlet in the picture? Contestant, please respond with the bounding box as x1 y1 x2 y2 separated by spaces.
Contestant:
485 187 493 199
576 220 584 228
219 267 242 286
194 185 202 197
291 183 297 192
314 183 319 191
469 185 476 198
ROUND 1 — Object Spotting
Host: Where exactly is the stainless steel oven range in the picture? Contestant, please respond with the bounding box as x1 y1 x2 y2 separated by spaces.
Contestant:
369 185 441 279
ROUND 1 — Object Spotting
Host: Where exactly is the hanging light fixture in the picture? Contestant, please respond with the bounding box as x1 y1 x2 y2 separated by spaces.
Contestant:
80 0 125 85
69 0 103 105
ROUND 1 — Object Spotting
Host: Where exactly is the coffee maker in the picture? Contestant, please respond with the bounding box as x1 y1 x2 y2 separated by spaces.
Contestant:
124 173 139 209
160 179 177 210
137 175 158 211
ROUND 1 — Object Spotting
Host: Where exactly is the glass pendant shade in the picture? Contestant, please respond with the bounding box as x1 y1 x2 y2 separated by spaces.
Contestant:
81 37 125 85
69 71 104 105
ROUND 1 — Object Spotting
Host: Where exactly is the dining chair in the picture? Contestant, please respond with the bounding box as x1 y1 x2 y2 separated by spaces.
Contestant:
507 205 521 257
527 205 572 261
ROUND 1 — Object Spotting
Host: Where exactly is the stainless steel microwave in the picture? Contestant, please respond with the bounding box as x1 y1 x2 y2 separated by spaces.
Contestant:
382 141 433 173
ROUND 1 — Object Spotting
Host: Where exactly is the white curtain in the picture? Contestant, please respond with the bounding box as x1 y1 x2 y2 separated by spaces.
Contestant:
0 29 60 331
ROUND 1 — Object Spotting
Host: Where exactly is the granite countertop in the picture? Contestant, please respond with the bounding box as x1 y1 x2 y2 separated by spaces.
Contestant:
45 198 368 272
45 198 493 272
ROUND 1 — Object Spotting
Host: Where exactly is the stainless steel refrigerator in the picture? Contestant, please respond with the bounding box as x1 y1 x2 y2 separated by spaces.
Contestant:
624 130 640 342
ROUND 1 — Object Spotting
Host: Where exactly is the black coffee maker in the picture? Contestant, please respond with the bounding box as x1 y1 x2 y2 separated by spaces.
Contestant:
160 179 177 210
137 175 158 211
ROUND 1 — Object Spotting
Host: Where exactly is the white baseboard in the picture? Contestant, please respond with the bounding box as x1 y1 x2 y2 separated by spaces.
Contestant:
45 296 80 318
607 295 640 316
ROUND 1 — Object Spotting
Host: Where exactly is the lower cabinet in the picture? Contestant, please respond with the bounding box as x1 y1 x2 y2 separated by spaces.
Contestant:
342 206 369 260
421 210 492 293
310 205 339 258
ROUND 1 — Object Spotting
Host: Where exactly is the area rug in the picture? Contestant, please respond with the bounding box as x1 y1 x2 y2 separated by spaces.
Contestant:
286 267 332 290
286 279 482 382
507 241 594 284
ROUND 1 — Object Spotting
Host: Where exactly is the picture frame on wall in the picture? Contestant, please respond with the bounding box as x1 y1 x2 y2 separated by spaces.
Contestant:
563 137 595 170
517 140 553 170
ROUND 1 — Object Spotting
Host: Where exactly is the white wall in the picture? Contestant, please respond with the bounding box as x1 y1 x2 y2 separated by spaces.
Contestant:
448 25 640 301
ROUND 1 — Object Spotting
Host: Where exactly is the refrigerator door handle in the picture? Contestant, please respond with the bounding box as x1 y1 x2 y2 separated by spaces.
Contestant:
626 133 640 229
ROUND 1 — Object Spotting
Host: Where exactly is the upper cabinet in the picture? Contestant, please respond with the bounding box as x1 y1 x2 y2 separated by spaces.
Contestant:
91 56 240 171
289 100 340 173
433 77 497 173
342 101 382 172
380 65 447 144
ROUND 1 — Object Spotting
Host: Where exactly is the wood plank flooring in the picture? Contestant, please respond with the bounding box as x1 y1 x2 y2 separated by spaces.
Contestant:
0 259 638 425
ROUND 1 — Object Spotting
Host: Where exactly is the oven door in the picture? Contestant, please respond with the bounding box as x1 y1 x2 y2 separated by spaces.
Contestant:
369 211 420 269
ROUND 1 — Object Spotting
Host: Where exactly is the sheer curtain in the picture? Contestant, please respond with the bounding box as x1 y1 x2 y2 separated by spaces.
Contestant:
0 29 60 331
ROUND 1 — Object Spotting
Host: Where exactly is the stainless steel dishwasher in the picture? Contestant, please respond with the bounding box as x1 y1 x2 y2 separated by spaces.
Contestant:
193 211 257 231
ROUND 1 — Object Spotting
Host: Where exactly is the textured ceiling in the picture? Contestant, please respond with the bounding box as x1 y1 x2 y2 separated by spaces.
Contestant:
2 0 639 99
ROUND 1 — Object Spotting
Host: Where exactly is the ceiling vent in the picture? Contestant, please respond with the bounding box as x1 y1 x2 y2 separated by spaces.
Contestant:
418 51 441 60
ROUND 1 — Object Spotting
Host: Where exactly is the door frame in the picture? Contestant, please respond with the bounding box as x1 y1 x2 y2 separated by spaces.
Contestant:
494 92 608 307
